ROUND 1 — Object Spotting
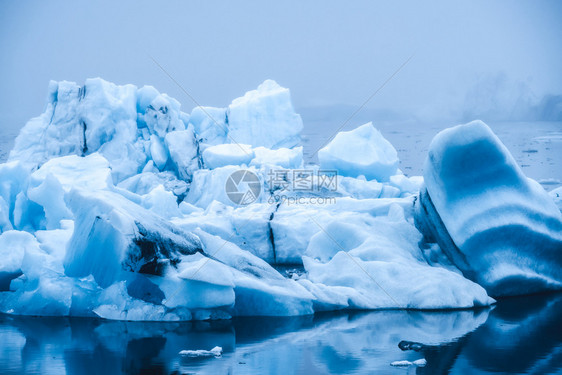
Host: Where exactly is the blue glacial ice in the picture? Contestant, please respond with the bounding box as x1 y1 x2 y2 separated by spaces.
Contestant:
0 78 559 320
416 120 562 297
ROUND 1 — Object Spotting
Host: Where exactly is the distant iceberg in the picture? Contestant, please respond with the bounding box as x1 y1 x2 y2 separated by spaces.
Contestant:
0 78 558 321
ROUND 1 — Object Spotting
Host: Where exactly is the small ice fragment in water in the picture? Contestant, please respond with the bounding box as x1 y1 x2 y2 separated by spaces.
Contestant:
179 346 223 358
413 359 427 366
390 358 426 367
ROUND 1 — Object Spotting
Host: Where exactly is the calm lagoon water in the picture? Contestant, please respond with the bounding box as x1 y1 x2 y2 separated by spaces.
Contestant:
0 293 561 374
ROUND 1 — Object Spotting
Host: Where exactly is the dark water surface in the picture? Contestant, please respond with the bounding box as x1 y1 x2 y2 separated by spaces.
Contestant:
0 294 561 374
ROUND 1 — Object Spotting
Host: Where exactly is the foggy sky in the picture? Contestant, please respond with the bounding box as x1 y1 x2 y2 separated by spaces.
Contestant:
1 0 561 133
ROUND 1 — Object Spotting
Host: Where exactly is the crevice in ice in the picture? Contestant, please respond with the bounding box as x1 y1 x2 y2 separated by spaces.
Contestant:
267 202 281 264
80 120 88 156
78 85 86 101
48 86 59 126
195 136 205 169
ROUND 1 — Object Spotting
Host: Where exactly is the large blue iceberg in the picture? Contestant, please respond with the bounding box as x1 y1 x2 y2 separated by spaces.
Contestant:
415 120 562 297
0 78 559 321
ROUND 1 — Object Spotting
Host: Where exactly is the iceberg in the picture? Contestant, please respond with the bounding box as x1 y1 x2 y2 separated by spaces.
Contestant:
318 122 399 182
416 120 562 296
3 78 559 321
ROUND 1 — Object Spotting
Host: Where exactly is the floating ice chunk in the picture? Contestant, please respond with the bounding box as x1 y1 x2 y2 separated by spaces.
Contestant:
179 346 223 358
227 80 303 149
2 78 520 320
202 144 254 169
318 122 399 181
418 120 562 296
390 358 426 367
250 146 303 169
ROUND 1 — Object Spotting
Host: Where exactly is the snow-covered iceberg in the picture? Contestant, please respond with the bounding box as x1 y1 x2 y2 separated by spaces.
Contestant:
2 78 558 321
416 120 562 296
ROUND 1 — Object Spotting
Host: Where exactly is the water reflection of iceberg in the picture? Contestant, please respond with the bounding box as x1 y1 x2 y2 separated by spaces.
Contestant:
449 294 562 374
0 295 560 374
